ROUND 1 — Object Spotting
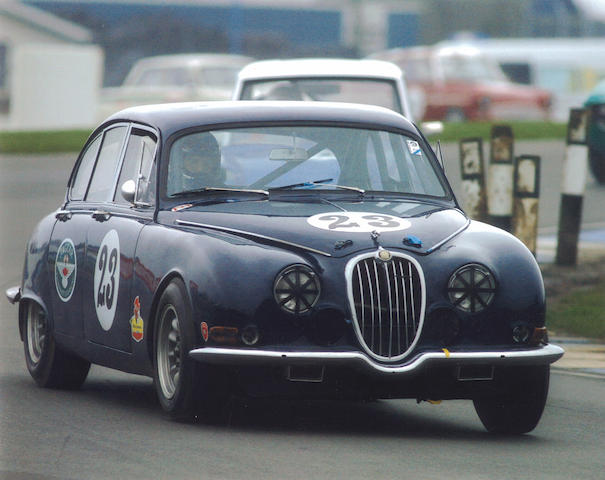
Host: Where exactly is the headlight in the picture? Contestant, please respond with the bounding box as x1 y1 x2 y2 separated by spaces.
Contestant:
273 265 320 314
447 264 496 313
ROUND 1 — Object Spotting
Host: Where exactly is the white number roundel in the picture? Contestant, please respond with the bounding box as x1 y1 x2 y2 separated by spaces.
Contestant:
93 230 120 331
307 212 411 233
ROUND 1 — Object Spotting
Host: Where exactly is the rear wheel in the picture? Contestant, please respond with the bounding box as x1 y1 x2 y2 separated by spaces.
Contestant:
473 365 550 434
23 301 90 389
153 279 225 421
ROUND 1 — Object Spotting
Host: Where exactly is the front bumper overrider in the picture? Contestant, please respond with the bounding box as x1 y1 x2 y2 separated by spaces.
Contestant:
189 344 564 378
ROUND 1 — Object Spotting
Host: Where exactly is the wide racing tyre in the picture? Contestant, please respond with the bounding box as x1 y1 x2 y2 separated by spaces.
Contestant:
472 365 550 434
23 300 90 389
153 279 225 421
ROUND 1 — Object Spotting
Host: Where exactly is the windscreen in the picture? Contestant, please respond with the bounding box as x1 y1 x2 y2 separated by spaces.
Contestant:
165 125 447 198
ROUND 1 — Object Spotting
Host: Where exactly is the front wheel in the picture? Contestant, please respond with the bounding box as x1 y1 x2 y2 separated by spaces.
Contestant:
473 365 550 434
23 301 90 389
153 279 225 421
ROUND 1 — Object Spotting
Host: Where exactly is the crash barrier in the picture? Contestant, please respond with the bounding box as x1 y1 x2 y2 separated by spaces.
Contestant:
458 126 541 256
555 108 590 266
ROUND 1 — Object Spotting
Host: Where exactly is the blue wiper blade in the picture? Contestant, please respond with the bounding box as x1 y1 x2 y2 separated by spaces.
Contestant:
269 178 334 191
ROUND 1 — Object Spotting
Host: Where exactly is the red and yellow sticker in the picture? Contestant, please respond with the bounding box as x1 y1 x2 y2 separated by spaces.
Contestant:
130 296 144 342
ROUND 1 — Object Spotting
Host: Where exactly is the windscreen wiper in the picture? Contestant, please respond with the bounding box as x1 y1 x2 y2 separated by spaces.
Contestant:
269 179 365 196
269 178 334 190
170 187 269 199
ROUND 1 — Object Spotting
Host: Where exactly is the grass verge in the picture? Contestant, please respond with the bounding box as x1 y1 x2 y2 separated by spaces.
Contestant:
547 281 605 340
0 129 92 154
437 121 567 143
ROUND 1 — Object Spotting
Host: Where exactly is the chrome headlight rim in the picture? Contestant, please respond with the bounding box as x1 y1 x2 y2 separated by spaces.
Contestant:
273 264 321 314
447 263 496 314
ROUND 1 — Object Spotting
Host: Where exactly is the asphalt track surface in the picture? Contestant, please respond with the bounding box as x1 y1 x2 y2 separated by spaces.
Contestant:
1 142 605 479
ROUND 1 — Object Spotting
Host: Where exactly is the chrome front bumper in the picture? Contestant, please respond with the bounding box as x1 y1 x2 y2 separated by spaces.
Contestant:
189 344 564 377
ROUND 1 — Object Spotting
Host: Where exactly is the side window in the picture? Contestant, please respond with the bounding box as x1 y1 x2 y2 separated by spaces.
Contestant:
137 136 157 204
115 128 157 205
87 126 127 202
70 134 101 201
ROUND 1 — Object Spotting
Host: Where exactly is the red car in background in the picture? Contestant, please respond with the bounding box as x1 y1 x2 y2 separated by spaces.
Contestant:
370 43 552 122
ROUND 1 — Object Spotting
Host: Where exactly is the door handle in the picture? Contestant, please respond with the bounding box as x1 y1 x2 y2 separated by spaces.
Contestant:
92 210 111 222
55 210 72 222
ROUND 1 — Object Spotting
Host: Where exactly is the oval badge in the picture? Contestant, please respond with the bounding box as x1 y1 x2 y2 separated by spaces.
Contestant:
55 238 77 302
307 212 411 233
94 230 120 331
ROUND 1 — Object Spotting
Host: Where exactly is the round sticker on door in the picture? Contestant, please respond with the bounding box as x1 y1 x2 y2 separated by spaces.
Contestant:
307 212 411 233
55 238 77 302
94 229 120 331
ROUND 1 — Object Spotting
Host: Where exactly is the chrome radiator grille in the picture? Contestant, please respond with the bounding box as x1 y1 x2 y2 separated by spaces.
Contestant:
346 252 425 361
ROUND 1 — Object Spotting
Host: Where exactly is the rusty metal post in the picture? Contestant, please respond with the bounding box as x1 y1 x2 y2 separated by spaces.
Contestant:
487 125 514 232
458 137 487 221
513 155 541 255
556 108 590 266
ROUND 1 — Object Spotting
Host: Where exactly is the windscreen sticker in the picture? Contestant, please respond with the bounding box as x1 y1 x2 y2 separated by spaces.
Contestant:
55 238 77 302
307 212 411 233
94 229 120 331
406 140 422 156
130 296 144 342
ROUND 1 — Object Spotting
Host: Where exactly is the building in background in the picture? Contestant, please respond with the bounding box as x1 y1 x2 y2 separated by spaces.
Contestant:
21 0 605 89
23 0 424 86
0 1 103 129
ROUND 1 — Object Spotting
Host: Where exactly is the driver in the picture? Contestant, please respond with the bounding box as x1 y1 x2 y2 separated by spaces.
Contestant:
177 132 223 191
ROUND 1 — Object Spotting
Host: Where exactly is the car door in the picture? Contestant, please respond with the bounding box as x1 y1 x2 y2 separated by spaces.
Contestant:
49 133 103 340
82 124 158 353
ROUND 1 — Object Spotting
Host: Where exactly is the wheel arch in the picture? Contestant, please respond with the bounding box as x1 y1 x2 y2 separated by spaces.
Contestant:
146 270 191 366
17 293 51 343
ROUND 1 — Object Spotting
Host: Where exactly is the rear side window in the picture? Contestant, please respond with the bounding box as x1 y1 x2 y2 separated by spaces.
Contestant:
86 126 127 202
70 134 101 201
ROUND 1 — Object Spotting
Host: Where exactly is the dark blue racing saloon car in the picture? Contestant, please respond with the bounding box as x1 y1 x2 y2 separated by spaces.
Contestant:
6 101 563 433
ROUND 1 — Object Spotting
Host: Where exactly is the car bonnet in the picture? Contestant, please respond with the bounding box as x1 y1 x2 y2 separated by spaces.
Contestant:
167 200 468 258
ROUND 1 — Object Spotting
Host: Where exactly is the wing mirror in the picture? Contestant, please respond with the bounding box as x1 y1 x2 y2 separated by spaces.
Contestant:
121 179 136 204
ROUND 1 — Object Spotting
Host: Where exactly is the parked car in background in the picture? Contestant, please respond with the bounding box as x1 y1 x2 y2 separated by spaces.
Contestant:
7 100 562 433
585 79 605 184
369 43 552 122
456 37 605 122
98 53 253 120
233 57 442 135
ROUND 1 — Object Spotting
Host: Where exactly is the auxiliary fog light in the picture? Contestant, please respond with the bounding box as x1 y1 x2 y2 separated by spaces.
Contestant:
241 324 260 346
512 324 531 344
